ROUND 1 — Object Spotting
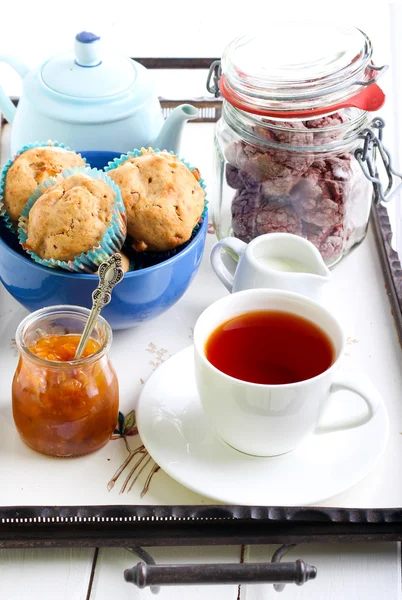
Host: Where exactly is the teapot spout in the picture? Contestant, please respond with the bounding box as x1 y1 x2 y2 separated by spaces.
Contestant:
153 104 198 154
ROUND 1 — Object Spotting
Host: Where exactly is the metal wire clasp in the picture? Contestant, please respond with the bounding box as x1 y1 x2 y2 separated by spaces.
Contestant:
355 63 388 87
206 60 222 97
355 117 402 204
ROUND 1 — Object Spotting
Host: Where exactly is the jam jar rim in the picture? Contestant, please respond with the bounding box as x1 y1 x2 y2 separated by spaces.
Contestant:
222 101 371 153
15 304 113 368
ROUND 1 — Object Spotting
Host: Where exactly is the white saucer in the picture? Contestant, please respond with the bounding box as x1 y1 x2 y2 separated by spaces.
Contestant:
136 347 389 506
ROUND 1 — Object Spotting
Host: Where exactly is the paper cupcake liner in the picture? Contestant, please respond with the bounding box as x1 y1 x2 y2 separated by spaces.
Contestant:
0 141 89 234
18 165 126 273
105 147 208 268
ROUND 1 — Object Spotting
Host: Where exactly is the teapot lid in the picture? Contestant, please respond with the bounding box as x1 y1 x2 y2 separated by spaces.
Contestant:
41 32 137 98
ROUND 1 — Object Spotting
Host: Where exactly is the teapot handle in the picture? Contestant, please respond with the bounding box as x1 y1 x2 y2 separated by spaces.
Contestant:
210 237 247 292
0 55 29 124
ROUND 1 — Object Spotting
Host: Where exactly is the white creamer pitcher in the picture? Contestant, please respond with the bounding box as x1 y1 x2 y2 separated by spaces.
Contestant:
211 233 331 303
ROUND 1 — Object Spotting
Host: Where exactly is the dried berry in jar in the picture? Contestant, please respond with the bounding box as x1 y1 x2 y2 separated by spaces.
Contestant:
224 112 372 265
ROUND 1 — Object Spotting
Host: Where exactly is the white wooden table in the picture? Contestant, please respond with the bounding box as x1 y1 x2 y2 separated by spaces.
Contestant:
0 122 401 600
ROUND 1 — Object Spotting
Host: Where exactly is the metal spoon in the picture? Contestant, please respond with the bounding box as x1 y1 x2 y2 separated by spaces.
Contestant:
74 254 124 359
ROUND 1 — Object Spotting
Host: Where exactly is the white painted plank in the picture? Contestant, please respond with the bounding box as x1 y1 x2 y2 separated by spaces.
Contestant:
90 546 241 599
0 547 95 600
0 543 399 600
242 543 401 600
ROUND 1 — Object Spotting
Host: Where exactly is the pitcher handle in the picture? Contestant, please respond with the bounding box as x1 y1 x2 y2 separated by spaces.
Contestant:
0 55 29 124
210 237 247 292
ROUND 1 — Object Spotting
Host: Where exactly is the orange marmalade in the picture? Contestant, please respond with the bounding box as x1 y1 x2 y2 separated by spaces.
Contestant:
30 334 101 361
12 334 119 458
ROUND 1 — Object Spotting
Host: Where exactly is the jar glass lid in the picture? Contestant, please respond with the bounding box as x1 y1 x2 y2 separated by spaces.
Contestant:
220 23 385 117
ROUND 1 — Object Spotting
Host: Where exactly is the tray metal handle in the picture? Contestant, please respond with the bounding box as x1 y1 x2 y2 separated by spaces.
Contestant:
124 545 317 592
124 560 317 590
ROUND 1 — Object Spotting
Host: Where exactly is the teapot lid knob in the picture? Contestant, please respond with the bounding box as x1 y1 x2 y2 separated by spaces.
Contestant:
74 32 101 67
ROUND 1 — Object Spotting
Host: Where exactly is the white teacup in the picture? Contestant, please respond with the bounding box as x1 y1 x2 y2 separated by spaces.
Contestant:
193 288 382 457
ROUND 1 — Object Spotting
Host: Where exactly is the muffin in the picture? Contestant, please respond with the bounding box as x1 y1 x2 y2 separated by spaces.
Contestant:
19 168 127 272
107 149 205 252
120 252 131 273
2 145 85 225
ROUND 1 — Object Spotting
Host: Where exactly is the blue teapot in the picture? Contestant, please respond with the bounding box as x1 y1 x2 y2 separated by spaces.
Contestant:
0 32 197 155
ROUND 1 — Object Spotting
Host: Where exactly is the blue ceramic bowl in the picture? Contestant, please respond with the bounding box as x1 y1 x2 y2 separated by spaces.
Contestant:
0 151 207 330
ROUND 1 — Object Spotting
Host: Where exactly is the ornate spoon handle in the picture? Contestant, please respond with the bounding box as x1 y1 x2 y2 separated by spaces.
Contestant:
74 254 124 359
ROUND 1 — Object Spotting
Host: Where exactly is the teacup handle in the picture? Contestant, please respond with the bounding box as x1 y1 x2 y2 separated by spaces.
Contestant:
210 237 247 292
315 372 382 434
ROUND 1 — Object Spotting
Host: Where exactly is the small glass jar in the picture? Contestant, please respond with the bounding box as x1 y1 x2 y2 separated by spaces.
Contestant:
12 305 119 458
210 24 395 267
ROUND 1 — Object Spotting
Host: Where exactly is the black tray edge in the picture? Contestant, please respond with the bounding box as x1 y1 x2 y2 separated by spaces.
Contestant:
1 505 402 547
